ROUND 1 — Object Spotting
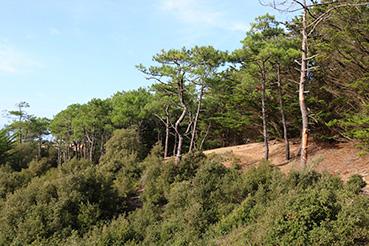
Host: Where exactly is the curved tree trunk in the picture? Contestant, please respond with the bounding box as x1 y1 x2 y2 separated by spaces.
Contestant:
174 106 187 164
174 77 187 164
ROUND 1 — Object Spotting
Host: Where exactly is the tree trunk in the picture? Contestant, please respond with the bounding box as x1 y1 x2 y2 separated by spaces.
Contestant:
81 141 85 159
173 133 177 157
67 144 70 161
154 106 171 159
261 63 269 160
199 123 211 150
83 139 87 160
276 64 290 161
164 117 169 158
189 85 204 152
89 138 95 162
37 138 42 160
57 142 62 165
174 106 187 164
73 141 78 159
99 134 105 159
174 78 187 165
65 144 69 162
299 2 309 167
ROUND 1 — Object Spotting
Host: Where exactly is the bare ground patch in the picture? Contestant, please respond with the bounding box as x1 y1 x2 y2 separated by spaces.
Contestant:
204 140 369 193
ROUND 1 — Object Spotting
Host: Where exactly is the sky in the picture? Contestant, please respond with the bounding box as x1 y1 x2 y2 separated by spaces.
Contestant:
0 0 292 127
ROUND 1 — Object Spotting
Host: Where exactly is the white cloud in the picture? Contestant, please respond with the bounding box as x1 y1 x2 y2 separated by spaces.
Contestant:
159 0 249 32
0 41 43 74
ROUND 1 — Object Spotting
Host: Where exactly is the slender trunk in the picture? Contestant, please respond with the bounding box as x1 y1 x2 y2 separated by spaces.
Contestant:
83 139 87 160
164 105 170 159
276 64 290 161
174 78 187 164
99 134 104 160
57 141 61 165
175 132 183 164
199 123 211 150
175 106 187 164
37 138 42 160
63 150 66 164
78 141 84 159
66 144 69 161
75 143 78 159
189 86 204 152
154 106 171 159
67 144 70 160
261 63 269 160
73 141 78 159
89 138 95 162
164 117 169 158
173 133 177 157
299 3 309 167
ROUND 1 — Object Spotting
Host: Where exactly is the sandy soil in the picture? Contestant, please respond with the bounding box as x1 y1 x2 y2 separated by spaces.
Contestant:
204 140 369 193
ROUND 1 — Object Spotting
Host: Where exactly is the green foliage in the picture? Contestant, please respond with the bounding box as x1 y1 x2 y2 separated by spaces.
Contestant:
50 99 113 163
0 159 123 245
329 111 369 146
346 175 366 194
208 172 369 246
0 143 368 245
0 165 31 199
84 216 137 245
111 88 153 128
100 128 141 164
8 142 38 170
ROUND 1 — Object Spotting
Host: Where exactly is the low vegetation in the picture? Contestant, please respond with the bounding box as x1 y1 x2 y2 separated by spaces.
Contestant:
0 134 368 245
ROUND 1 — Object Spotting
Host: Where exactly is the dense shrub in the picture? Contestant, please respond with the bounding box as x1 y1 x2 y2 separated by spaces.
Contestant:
346 174 366 194
209 170 369 246
0 158 58 202
8 142 38 170
0 148 368 245
0 160 123 245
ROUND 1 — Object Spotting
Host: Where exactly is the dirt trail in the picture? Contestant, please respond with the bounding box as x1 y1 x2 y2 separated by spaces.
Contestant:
204 140 369 192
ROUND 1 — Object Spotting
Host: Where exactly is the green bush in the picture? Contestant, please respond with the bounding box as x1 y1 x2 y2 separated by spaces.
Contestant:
0 160 122 245
8 142 38 170
1 148 368 246
0 165 32 199
346 174 366 194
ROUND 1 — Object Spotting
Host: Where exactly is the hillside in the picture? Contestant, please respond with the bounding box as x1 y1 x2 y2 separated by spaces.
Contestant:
204 140 369 192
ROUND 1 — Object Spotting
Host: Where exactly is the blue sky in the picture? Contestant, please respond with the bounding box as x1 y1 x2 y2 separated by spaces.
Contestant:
0 0 290 126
